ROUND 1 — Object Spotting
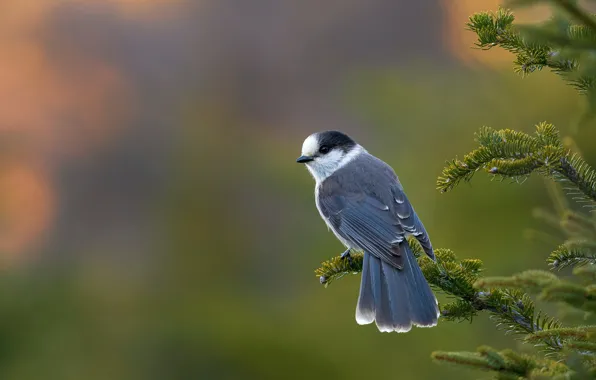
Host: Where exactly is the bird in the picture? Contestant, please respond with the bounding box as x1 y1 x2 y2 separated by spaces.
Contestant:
296 130 439 333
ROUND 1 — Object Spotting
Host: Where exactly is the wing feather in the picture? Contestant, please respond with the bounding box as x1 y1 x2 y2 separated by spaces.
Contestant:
391 185 434 260
319 192 405 269
317 154 435 264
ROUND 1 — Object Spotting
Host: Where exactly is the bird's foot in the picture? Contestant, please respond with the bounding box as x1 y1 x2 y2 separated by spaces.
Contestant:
340 249 353 267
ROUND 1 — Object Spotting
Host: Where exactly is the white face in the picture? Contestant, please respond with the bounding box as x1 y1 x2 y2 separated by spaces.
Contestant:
300 133 360 183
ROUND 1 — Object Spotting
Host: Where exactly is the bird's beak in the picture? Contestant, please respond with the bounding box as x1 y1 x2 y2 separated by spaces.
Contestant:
296 155 314 163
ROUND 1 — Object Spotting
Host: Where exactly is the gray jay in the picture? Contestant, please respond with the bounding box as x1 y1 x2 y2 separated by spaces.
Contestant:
297 131 439 333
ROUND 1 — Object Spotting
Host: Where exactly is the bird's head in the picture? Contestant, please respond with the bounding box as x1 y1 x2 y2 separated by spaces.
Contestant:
297 130 362 182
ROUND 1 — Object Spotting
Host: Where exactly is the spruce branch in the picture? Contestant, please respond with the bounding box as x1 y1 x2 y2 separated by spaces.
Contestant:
429 2 596 378
467 8 565 73
558 153 596 203
315 240 563 350
431 348 521 376
474 268 596 333
524 327 594 344
432 350 509 373
474 274 566 351
437 123 596 208
432 346 569 378
548 243 596 270
441 299 479 322
474 270 560 293
478 289 563 351
467 6 596 97
315 252 363 287
565 340 596 353
540 282 596 312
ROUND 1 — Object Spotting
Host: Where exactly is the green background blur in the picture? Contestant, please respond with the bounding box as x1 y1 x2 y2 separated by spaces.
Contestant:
2 1 596 379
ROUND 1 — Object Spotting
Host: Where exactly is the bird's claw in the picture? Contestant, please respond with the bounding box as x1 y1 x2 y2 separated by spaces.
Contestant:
340 249 353 267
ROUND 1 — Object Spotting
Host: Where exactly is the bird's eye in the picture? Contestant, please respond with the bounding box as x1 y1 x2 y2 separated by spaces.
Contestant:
319 146 330 154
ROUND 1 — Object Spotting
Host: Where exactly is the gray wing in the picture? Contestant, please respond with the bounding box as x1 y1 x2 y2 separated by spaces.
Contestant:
318 160 434 267
319 189 407 268
392 182 435 260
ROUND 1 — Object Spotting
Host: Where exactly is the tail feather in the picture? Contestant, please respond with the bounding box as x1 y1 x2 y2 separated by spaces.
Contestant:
382 260 412 332
368 255 386 327
404 248 439 327
355 253 375 324
374 260 394 332
355 244 439 333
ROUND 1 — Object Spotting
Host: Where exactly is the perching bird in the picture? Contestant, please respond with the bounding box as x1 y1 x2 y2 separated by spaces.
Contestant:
297 131 439 333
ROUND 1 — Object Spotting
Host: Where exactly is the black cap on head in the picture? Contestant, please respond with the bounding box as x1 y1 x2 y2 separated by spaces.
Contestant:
317 131 356 153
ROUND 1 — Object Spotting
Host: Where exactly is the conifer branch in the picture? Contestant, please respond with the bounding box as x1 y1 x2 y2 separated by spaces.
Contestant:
316 240 563 350
559 153 596 203
467 9 569 74
437 123 596 208
467 7 596 95
431 348 516 374
524 327 593 344
548 243 596 270
477 266 596 325
315 252 363 286
432 346 569 378
473 268 596 341
540 282 596 313
474 270 560 293
565 340 596 353
476 290 563 351
426 2 596 378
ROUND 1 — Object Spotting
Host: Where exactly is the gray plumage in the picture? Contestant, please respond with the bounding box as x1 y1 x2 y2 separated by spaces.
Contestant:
317 151 439 332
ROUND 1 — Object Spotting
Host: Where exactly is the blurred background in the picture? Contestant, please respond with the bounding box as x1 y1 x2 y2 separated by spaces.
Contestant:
2 0 596 379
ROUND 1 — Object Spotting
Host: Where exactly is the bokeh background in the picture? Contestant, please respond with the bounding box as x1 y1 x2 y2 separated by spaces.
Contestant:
2 0 596 379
